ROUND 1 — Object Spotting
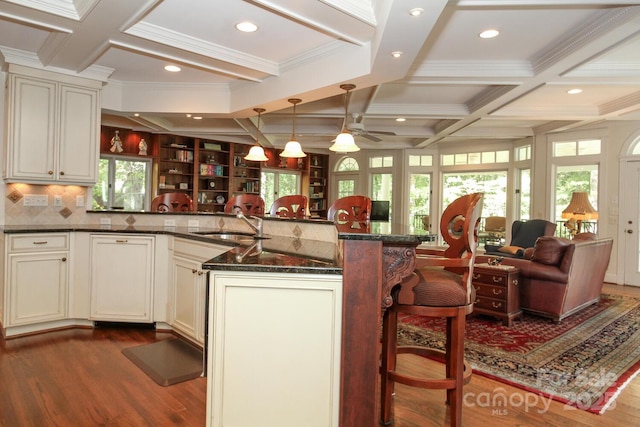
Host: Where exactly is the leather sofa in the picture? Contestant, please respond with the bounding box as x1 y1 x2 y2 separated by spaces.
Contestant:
478 233 613 322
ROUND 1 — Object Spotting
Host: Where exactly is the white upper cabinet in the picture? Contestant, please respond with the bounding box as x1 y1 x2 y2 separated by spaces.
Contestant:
4 65 101 185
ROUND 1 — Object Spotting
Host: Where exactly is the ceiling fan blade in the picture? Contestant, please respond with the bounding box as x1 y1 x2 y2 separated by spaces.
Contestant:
368 130 396 136
361 133 382 142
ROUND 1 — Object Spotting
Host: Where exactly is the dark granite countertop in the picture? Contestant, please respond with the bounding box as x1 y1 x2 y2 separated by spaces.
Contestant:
2 222 435 275
1 224 342 274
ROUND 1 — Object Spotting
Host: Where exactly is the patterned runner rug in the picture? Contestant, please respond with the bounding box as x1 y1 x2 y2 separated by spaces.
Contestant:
397 293 640 414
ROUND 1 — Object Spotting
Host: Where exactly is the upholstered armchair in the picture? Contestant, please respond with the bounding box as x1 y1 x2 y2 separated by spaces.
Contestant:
484 219 556 258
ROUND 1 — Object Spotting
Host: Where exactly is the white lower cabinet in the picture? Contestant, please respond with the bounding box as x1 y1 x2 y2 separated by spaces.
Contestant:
5 233 70 328
170 238 228 345
206 270 343 427
90 234 155 322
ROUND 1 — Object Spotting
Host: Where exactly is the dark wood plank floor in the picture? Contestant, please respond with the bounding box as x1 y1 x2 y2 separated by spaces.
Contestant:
1 283 639 426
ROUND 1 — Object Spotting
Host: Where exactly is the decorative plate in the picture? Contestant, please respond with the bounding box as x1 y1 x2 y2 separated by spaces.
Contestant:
216 195 225 204
208 180 216 189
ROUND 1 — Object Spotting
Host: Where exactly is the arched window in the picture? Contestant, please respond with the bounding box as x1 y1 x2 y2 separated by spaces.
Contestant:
336 157 359 172
631 137 640 155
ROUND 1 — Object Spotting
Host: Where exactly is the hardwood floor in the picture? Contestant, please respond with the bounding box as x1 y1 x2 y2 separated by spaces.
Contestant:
1 283 638 426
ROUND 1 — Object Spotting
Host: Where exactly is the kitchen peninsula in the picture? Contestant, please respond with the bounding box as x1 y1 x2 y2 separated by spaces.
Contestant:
1 213 431 427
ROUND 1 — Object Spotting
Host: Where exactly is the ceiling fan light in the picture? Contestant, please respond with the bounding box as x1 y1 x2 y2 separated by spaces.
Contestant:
280 139 306 158
330 132 360 152
245 145 268 161
334 83 360 153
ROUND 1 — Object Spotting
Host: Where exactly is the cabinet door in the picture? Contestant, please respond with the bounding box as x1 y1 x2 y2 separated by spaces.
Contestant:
171 238 229 345
7 251 68 326
90 235 154 322
172 255 202 341
58 84 99 183
6 75 57 181
207 271 342 427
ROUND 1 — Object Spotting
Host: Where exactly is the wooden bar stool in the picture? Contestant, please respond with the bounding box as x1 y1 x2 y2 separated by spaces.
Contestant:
380 192 484 427
224 194 265 215
269 195 307 218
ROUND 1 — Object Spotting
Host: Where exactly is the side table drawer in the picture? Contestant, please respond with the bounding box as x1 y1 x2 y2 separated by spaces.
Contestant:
474 283 507 300
473 271 510 285
475 296 508 314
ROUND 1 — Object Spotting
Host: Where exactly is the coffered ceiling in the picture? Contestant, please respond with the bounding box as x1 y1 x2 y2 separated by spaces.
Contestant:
1 0 639 152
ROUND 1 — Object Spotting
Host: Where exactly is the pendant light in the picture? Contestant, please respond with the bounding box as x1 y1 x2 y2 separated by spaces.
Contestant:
244 108 269 162
330 84 360 153
280 98 306 158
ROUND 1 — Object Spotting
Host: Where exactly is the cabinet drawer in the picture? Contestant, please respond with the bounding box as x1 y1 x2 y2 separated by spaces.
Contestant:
474 283 507 300
475 296 508 313
8 233 69 252
472 271 510 286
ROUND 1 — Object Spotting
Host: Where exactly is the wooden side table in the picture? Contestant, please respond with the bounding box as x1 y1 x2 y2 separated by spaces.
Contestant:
472 263 522 326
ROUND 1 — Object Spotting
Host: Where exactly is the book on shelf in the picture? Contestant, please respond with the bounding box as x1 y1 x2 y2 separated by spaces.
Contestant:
200 164 225 176
172 150 193 162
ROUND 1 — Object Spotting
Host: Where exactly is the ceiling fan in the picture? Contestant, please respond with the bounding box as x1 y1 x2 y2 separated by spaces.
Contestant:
346 113 395 142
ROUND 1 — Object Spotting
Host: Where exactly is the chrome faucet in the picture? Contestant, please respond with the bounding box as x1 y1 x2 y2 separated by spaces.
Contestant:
235 211 263 237
234 238 263 263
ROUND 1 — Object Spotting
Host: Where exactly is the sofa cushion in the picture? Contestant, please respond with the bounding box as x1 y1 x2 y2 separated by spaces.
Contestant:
498 245 523 256
532 236 571 266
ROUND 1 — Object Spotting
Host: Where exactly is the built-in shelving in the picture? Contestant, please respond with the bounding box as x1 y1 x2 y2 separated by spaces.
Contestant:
157 135 195 194
307 154 329 218
101 127 329 213
196 140 230 212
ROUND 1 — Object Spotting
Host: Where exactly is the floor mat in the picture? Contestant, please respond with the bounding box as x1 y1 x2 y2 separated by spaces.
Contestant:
122 338 203 386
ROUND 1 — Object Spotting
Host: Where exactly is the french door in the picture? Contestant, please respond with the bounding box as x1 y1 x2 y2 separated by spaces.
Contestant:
622 160 640 286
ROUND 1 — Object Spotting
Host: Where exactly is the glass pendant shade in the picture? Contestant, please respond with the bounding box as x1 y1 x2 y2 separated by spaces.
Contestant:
245 145 268 161
244 107 268 162
280 98 306 158
330 131 360 152
280 139 306 158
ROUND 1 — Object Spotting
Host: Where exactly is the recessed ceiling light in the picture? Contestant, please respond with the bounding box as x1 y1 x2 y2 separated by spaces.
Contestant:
186 114 191 118
479 29 500 39
391 51 403 58
409 8 424 17
567 88 583 95
193 116 203 120
164 65 181 72
396 117 406 122
235 21 258 32
134 113 139 117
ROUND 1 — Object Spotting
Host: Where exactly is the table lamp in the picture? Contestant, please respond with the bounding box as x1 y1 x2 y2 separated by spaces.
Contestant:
561 191 598 234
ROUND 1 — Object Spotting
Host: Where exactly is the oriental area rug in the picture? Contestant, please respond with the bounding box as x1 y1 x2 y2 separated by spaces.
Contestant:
397 293 640 414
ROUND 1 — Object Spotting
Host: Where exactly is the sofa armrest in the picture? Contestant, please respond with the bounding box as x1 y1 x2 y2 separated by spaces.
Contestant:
498 257 569 283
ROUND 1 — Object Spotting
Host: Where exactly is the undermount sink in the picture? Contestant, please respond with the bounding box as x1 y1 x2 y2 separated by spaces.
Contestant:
192 231 269 243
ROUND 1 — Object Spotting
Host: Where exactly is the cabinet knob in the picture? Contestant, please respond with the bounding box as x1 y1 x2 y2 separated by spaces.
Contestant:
60 171 65 176
492 276 503 283
198 270 204 276
48 170 54 175
61 257 67 262
192 268 198 274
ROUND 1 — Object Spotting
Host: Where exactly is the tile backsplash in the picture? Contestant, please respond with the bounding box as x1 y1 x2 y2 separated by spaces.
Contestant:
3 183 338 244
